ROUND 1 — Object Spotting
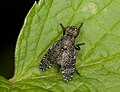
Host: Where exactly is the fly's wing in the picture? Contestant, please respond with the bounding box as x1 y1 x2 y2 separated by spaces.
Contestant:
61 48 76 82
58 37 76 82
39 39 62 71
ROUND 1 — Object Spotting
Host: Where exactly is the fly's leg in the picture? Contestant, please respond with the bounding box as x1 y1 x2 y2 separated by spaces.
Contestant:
56 65 61 73
75 23 83 38
60 23 66 35
75 43 85 50
75 68 80 76
78 23 83 33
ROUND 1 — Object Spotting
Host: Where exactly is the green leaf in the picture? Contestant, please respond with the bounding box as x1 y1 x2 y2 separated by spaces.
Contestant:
4 0 120 91
0 76 12 91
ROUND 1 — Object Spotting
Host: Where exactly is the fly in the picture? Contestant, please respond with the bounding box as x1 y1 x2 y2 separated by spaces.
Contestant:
39 23 84 82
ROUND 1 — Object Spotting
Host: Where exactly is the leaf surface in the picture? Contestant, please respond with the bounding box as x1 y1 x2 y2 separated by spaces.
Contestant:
2 0 120 92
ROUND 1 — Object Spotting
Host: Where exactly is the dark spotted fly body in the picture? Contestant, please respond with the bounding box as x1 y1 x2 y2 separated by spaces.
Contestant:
39 23 84 82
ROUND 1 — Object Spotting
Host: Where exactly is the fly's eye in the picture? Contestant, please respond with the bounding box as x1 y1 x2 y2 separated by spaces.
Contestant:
70 27 75 31
70 27 77 32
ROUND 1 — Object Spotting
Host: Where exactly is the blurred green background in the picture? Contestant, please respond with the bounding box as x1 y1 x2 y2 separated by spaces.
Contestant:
0 0 38 79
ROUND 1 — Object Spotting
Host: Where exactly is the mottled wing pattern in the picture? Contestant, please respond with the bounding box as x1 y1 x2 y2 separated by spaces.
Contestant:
61 48 76 82
56 36 76 82
39 39 62 71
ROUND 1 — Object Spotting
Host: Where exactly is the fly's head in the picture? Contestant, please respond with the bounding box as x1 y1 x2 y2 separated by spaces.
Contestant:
66 26 79 38
60 23 83 38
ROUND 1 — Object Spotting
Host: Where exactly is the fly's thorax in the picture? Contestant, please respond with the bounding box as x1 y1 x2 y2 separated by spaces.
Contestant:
61 35 75 50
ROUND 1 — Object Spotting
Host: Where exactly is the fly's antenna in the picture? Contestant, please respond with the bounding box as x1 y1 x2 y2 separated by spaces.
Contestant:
60 23 66 35
78 23 83 33
74 23 83 38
